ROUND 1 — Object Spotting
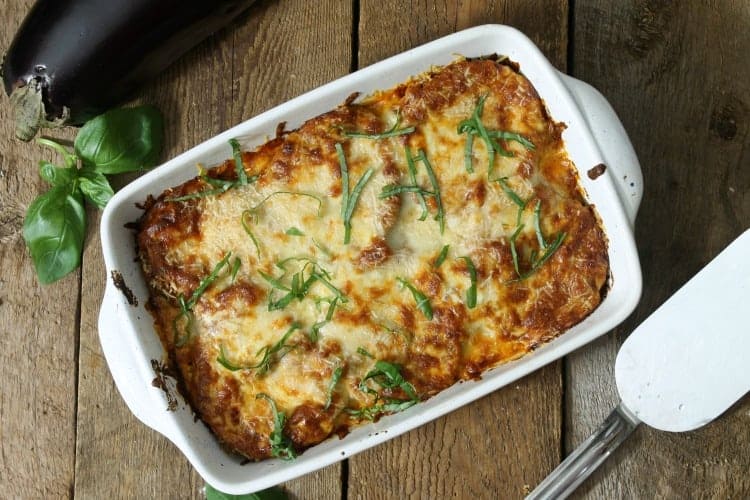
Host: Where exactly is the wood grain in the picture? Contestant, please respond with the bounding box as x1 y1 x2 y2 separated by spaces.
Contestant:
349 2 569 498
73 0 350 498
0 0 79 497
567 1 750 498
2 0 748 498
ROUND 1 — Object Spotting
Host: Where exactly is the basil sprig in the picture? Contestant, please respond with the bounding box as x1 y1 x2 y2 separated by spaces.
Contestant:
23 106 163 283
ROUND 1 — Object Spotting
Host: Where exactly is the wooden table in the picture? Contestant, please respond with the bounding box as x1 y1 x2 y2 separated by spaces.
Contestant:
1 1 748 498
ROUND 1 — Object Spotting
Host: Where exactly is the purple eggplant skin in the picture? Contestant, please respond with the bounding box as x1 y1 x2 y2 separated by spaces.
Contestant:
2 0 256 141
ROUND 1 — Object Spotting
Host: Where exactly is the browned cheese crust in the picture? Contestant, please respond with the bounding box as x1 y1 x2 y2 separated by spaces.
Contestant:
136 57 609 460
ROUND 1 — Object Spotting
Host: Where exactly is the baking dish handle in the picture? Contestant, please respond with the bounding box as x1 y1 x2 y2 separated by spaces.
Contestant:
98 282 166 434
558 73 643 227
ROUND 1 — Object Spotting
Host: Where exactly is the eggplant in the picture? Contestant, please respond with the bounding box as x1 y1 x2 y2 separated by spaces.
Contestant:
2 0 255 141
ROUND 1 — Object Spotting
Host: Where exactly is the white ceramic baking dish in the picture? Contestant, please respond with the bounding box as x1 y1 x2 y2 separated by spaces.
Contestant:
98 24 643 494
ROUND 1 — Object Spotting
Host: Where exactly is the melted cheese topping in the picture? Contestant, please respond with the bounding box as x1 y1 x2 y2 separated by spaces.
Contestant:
137 57 609 460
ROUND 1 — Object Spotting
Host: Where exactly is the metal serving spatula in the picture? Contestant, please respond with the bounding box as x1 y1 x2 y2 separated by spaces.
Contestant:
528 229 750 499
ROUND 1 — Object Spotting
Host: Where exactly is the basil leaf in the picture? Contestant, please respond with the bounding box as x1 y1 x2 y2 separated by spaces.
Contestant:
23 185 86 284
205 484 287 500
38 161 78 187
78 168 115 209
74 105 164 174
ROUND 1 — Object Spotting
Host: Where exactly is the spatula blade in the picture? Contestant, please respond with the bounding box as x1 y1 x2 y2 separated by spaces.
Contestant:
615 229 750 432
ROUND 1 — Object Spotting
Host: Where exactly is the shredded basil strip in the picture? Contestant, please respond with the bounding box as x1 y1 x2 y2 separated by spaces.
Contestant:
413 149 444 234
343 167 375 244
250 191 323 217
336 143 375 244
230 256 242 283
217 323 300 375
256 393 296 460
433 244 450 268
342 114 415 140
325 366 344 410
379 185 435 198
241 210 262 258
173 252 232 346
458 256 478 308
357 347 375 358
336 143 349 219
166 171 259 202
285 227 304 236
384 146 443 232
405 145 430 220
396 277 433 320
260 259 347 314
311 296 341 342
348 360 419 420
502 194 566 281
229 138 248 186
458 94 535 177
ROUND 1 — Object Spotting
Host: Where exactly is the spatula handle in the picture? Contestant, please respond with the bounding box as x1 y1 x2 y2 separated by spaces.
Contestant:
526 402 640 499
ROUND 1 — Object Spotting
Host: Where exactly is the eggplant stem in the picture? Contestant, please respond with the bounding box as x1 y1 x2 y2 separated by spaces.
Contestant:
9 79 68 142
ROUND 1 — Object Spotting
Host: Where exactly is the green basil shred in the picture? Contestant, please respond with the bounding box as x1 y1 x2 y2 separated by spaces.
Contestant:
457 256 478 308
256 393 296 460
396 277 433 320
217 323 300 375
347 360 419 420
458 94 535 177
173 252 232 346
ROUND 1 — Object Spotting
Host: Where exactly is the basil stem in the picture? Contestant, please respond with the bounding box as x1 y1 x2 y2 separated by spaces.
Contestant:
256 393 297 460
457 256 478 308
396 277 433 320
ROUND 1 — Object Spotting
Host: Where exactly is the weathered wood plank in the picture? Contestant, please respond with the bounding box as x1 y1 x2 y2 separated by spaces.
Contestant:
74 0 351 497
568 1 750 498
73 21 234 500
350 2 569 497
0 0 79 497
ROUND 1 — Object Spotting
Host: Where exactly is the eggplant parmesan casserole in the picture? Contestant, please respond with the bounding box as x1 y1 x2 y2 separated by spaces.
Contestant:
136 56 609 461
